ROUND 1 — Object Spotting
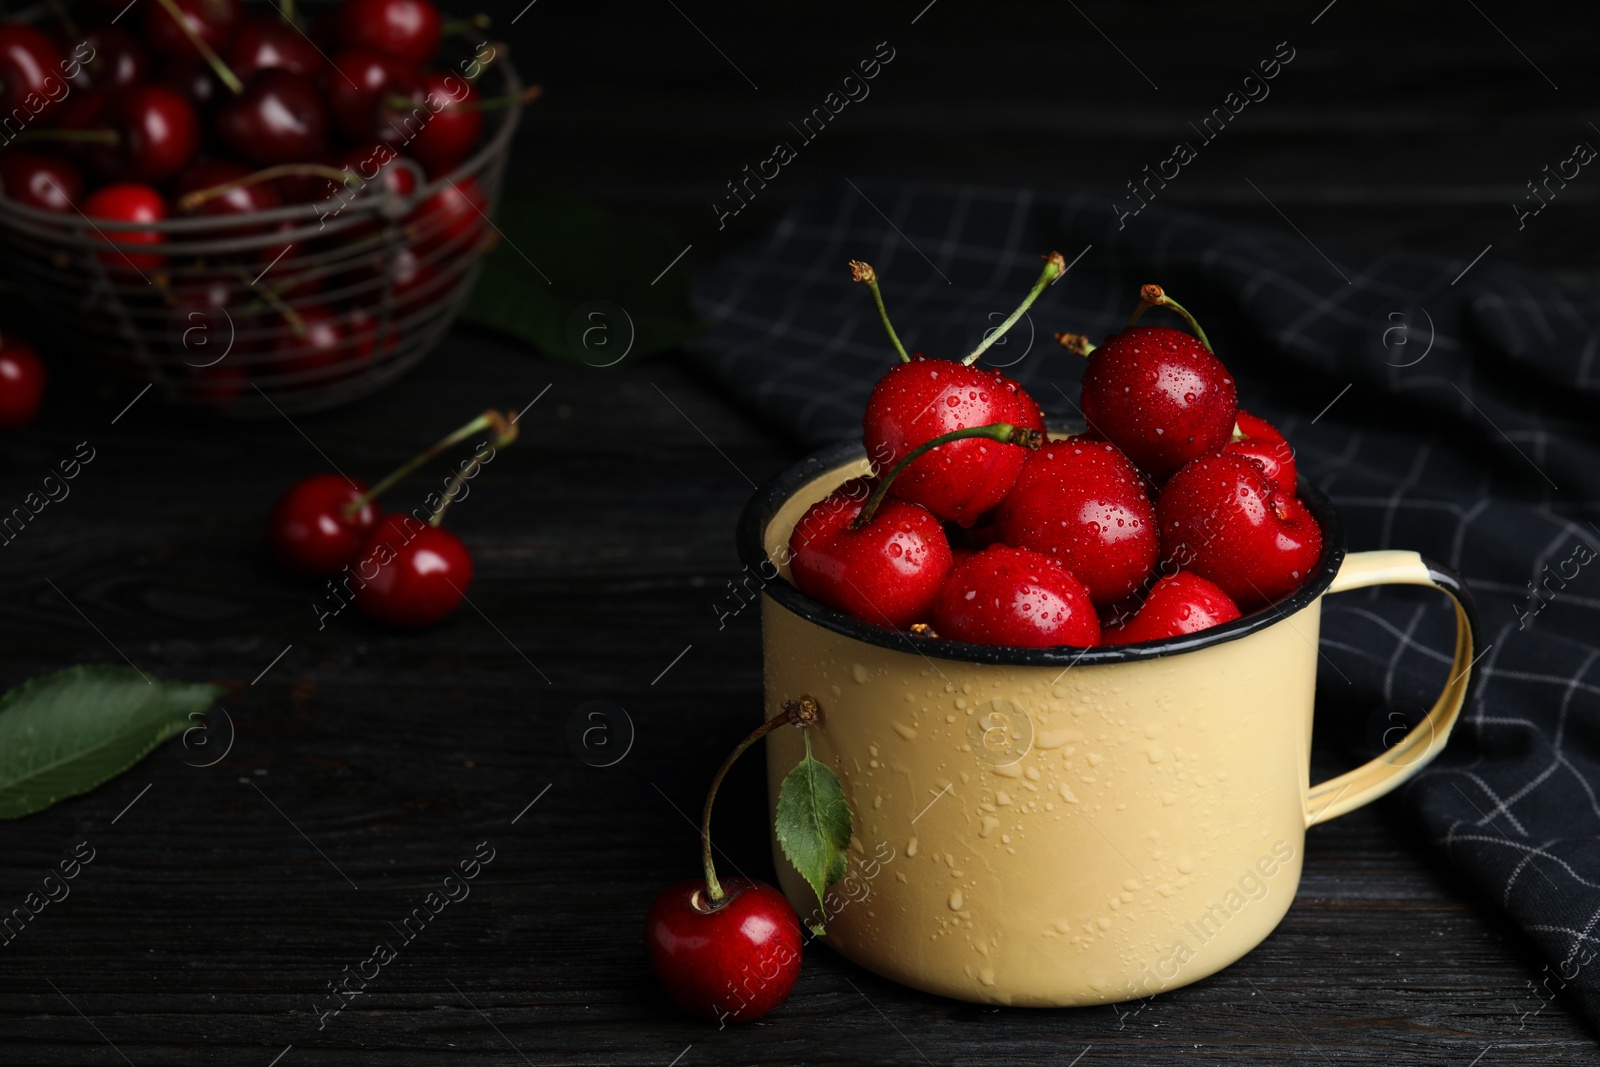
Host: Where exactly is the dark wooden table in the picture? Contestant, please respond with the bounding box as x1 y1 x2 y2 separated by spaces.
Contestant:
3 0 1598 1062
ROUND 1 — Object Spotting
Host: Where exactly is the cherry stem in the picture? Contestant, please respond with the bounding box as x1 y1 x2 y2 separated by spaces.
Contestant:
341 410 502 519
153 0 244 93
427 412 519 527
700 696 821 905
849 260 909 364
10 128 118 144
385 84 541 114
178 164 357 211
280 0 295 24
1231 421 1245 442
960 252 1066 366
852 422 1045 529
442 13 491 33
1128 283 1213 353
47 0 79 41
238 269 307 339
1053 331 1096 357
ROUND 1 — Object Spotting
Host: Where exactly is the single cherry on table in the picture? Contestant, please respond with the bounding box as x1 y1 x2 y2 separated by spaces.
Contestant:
267 472 380 577
647 698 815 1023
0 335 46 430
352 514 474 627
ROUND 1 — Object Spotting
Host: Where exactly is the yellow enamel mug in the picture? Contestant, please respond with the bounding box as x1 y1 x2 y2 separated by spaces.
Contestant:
736 439 1481 1007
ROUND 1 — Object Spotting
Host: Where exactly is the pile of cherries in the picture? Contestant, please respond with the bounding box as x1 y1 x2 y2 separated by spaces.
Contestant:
0 0 517 400
789 260 1322 648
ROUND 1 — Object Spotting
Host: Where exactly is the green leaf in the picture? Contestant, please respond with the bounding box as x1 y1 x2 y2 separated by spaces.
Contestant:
775 732 853 934
0 666 224 820
460 191 703 364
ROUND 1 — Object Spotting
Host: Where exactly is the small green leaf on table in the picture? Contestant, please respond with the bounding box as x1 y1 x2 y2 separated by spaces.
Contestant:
775 732 852 934
461 191 702 364
0 666 224 820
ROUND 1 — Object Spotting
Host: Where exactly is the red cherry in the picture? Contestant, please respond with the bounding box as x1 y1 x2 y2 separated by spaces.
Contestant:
0 151 83 212
1080 325 1238 480
66 25 148 92
861 357 1043 526
188 360 248 407
406 70 483 176
408 174 485 255
1222 410 1297 489
82 183 167 272
1156 451 1323 609
267 306 344 381
326 49 420 142
227 16 322 80
1103 572 1241 645
353 515 472 627
932 543 1100 648
156 61 224 114
336 0 442 65
646 877 802 1024
165 276 246 368
788 477 953 629
175 158 281 219
217 69 328 165
993 438 1158 605
103 85 201 183
338 145 417 199
346 306 399 361
0 336 46 430
144 0 243 63
267 472 380 577
0 25 68 124
387 244 441 311
262 150 344 203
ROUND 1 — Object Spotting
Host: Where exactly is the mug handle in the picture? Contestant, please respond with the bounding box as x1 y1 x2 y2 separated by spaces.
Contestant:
1304 549 1482 827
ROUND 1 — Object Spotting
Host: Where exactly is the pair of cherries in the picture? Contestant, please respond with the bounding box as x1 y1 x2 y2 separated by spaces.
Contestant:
789 263 1323 649
266 408 516 627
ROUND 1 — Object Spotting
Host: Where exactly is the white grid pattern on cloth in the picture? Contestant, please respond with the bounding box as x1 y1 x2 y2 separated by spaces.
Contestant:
684 178 1600 1023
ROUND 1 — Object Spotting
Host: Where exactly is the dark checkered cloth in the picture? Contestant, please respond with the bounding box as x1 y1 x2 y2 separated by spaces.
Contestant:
686 179 1600 1023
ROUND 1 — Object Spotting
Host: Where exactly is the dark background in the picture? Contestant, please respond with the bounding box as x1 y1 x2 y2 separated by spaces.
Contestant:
2 0 1599 1063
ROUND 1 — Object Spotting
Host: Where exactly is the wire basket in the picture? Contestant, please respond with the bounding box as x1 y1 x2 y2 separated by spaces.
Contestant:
0 29 522 416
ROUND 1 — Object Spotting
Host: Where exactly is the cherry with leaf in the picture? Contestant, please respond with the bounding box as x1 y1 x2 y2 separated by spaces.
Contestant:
647 695 854 1024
